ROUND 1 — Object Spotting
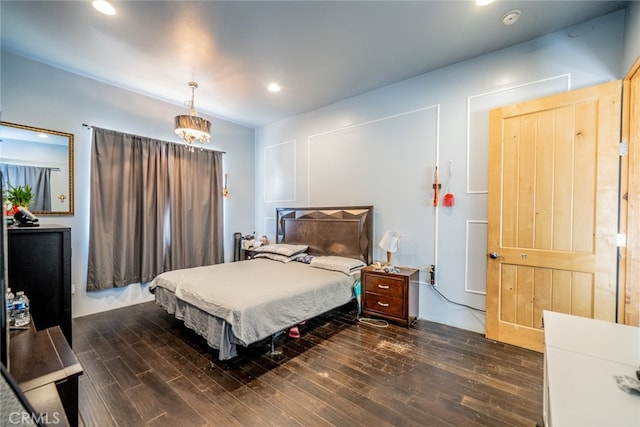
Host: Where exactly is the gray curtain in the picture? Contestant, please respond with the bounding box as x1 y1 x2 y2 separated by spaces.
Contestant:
87 127 224 291
0 164 52 211
165 145 224 270
87 128 169 291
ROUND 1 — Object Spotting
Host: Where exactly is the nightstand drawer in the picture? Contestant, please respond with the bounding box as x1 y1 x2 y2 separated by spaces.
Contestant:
363 274 405 298
363 293 405 318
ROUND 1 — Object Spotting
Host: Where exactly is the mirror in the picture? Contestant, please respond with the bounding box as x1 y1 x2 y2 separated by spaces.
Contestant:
0 121 74 216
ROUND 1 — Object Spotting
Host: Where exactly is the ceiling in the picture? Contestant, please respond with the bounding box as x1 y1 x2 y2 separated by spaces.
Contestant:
0 1 629 128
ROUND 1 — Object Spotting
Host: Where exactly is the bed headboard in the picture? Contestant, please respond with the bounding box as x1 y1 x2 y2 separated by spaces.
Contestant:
276 206 373 265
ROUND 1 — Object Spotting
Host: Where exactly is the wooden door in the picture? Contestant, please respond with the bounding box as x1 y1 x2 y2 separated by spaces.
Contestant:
622 58 640 326
486 81 622 352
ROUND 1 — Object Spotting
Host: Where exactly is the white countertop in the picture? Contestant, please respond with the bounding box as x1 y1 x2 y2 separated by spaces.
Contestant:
543 310 640 426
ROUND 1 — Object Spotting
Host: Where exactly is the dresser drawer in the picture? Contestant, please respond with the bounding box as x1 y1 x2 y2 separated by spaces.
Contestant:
363 274 405 298
363 292 405 318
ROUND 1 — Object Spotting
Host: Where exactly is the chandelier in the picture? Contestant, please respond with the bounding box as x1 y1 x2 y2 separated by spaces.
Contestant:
174 82 211 151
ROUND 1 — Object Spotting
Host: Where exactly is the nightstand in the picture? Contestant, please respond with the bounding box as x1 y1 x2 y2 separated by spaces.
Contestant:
361 265 419 327
241 249 259 260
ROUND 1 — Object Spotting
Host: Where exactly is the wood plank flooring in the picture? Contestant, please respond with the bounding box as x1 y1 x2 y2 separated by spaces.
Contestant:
72 302 543 426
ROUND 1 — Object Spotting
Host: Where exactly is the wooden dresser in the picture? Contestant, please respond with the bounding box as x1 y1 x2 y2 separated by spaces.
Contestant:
10 326 82 427
361 265 419 327
7 225 72 346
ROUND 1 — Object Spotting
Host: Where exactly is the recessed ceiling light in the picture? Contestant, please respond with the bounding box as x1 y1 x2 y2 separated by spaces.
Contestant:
37 133 48 138
92 0 116 16
267 83 281 93
476 0 495 6
502 9 521 26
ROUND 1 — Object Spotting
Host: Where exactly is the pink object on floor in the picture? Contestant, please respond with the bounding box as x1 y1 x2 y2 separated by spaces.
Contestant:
288 326 300 339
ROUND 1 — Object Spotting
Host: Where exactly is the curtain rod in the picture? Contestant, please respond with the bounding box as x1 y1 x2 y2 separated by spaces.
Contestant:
82 123 226 154
0 158 62 171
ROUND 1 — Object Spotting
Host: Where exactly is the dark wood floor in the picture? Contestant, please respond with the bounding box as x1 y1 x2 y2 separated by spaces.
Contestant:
72 302 543 427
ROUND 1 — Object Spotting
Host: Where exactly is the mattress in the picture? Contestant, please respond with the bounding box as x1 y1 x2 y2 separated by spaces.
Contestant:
150 258 357 359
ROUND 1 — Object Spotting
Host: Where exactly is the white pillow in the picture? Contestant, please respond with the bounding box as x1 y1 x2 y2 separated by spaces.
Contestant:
254 252 300 263
310 256 366 275
252 243 308 257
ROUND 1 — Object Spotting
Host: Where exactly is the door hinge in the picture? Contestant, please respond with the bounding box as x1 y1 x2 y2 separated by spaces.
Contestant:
619 142 629 156
617 233 627 247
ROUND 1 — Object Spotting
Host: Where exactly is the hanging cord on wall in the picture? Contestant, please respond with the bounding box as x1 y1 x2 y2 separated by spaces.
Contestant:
417 265 485 312
429 284 486 313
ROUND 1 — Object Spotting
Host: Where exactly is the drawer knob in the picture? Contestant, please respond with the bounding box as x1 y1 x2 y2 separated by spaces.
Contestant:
378 301 389 307
378 284 390 289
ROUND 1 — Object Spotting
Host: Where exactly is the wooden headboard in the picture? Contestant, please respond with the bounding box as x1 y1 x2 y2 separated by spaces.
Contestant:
276 206 373 265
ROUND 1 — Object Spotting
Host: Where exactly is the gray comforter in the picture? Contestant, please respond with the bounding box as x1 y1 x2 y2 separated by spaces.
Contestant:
150 259 356 358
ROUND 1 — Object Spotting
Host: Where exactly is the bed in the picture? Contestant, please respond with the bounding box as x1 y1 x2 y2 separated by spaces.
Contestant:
150 206 373 360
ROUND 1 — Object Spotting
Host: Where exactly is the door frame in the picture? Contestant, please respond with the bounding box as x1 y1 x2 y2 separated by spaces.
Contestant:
622 56 640 326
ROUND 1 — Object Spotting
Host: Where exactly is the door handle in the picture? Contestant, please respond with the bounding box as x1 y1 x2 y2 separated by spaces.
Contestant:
489 252 499 259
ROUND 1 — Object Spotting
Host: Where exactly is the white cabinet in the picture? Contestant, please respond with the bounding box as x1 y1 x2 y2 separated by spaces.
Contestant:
543 310 640 426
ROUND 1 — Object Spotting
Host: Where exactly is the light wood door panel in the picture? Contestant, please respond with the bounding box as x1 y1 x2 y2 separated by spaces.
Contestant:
486 81 622 352
623 58 640 326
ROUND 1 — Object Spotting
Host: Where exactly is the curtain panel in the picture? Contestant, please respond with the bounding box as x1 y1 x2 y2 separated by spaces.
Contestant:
87 128 223 291
166 145 224 270
0 163 52 211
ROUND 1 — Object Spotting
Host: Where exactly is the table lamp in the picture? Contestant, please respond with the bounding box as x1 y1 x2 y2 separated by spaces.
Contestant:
379 230 400 266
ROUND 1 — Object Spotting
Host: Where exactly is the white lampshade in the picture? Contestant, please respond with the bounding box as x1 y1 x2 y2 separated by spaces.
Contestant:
379 230 400 253
379 231 400 265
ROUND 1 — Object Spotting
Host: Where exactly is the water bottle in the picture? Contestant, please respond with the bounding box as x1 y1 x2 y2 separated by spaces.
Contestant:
6 288 14 326
13 291 30 327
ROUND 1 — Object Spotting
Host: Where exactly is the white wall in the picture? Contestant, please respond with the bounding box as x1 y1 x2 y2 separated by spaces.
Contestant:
624 1 640 74
255 11 626 333
0 52 256 318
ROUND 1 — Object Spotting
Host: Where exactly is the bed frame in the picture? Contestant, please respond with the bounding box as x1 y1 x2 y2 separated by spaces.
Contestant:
265 205 373 356
152 205 374 360
275 206 373 264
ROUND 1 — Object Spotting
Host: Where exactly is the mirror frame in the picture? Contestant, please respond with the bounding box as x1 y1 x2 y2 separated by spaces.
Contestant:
0 121 74 216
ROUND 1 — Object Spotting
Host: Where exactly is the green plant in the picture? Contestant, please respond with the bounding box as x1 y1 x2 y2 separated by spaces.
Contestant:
4 184 33 208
